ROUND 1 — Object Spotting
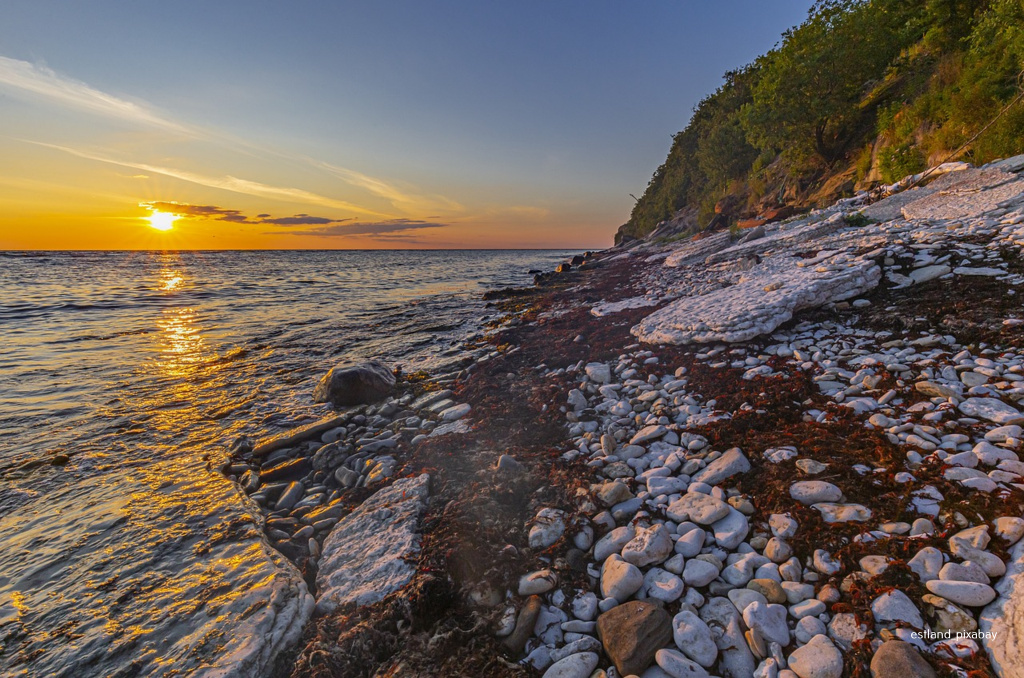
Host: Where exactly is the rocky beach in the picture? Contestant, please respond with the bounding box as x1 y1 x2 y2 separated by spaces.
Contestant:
214 155 1024 677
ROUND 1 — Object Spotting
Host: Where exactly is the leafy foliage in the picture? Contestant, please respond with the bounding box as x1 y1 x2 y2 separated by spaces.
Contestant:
620 0 1024 243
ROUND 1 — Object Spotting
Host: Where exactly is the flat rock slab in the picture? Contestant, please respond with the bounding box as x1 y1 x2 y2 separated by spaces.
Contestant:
692 448 751 486
634 247 880 344
959 398 1024 425
253 412 352 457
902 171 1024 221
316 473 430 613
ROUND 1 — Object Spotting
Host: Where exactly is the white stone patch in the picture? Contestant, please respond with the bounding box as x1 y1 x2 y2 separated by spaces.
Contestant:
591 294 661 317
316 473 430 613
633 246 880 344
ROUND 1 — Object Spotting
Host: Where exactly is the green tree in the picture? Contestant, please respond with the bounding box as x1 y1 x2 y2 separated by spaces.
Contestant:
741 0 910 165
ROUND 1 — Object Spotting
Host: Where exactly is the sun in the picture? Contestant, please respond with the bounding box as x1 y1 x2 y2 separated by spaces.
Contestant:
148 211 178 231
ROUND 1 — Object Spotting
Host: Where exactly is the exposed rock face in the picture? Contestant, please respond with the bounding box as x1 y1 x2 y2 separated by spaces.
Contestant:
316 473 430 613
982 538 1024 675
632 222 882 344
596 600 672 676
312 360 395 406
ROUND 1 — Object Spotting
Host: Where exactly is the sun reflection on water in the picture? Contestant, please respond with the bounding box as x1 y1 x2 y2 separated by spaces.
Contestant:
161 274 184 292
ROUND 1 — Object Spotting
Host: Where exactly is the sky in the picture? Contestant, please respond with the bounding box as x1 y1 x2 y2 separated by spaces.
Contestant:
0 1 813 250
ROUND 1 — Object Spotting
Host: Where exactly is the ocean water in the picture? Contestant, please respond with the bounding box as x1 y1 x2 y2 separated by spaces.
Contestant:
0 249 576 677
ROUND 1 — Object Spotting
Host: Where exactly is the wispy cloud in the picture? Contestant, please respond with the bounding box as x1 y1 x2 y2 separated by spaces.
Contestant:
272 218 447 237
3 55 470 230
141 201 353 226
30 141 392 217
0 56 198 136
317 161 464 214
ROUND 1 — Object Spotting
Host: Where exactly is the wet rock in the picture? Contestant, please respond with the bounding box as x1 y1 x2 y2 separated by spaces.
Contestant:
311 442 349 472
312 361 395 407
597 600 673 676
275 481 304 510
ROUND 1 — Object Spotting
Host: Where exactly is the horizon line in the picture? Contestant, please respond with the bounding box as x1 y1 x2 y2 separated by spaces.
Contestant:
0 246 599 253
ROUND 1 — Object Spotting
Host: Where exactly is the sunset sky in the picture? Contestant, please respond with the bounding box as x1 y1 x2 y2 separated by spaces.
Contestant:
0 1 811 250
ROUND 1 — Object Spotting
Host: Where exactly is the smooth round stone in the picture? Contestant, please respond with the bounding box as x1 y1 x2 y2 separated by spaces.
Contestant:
790 599 826 619
795 617 827 644
671 610 718 667
572 592 599 621
622 524 674 568
869 640 936 678
764 538 793 563
656 648 711 678
748 578 787 604
790 481 842 505
667 492 731 525
939 561 990 584
769 513 798 539
675 528 706 557
711 508 750 549
644 568 685 603
683 559 720 587
742 601 790 646
907 547 943 582
871 590 923 627
601 555 644 602
519 569 558 595
728 587 768 613
787 634 843 678
542 652 599 678
925 580 997 607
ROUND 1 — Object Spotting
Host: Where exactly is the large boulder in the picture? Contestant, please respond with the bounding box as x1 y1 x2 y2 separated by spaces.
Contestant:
312 361 395 406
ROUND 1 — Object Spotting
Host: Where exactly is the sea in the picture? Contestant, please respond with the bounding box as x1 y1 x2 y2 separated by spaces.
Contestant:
0 249 577 677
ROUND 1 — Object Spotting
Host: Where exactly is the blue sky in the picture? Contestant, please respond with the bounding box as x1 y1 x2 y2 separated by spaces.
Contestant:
0 1 813 249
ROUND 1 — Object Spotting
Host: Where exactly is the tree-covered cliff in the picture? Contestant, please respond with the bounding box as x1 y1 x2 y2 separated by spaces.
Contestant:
619 0 1024 243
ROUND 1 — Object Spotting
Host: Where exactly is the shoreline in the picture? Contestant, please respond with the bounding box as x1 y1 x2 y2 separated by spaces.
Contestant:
229 156 1024 678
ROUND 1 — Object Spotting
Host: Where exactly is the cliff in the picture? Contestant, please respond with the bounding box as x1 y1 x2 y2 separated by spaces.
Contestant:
618 0 1024 245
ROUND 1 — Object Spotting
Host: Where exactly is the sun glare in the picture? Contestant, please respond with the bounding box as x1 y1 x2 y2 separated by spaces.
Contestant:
148 211 178 231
